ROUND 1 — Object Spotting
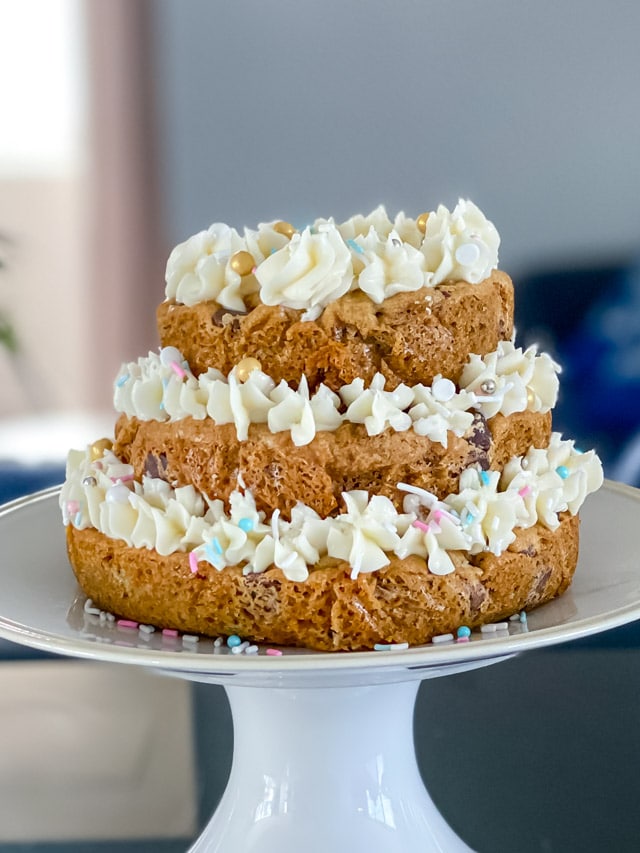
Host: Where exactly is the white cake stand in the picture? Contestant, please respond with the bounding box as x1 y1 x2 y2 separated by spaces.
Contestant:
1 482 640 853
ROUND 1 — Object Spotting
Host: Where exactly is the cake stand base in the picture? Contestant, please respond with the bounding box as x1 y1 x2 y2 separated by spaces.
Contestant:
185 677 478 853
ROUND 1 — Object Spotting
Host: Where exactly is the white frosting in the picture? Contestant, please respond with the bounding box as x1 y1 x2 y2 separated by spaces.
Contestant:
114 345 559 447
353 228 430 304
61 435 602 581
254 224 353 321
164 200 500 315
421 199 500 285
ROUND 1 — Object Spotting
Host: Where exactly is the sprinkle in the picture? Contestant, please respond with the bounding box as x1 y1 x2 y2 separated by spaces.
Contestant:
139 624 155 635
162 628 179 638
117 619 139 630
83 598 101 616
82 476 97 487
520 611 528 623
159 345 183 367
388 642 409 650
518 485 532 497
213 637 223 648
227 634 242 648
231 641 250 654
480 624 497 634
556 465 569 479
189 551 199 574
182 634 199 645
479 470 491 486
479 378 497 395
238 517 254 532
412 519 430 532
431 633 454 644
111 474 135 483
266 648 283 656
346 238 364 254
245 645 259 655
397 482 437 506
116 374 129 387
493 622 509 631
374 643 392 651
170 361 187 380
456 636 470 643
66 500 80 516
213 537 224 555
457 625 471 638
455 242 481 266
431 377 456 402
106 483 131 504
74 512 82 526
509 613 521 622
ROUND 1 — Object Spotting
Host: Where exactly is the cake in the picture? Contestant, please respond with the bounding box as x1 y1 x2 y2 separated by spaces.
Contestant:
60 199 603 651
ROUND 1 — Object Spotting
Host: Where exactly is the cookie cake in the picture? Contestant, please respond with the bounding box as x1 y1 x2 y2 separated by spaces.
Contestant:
60 199 603 651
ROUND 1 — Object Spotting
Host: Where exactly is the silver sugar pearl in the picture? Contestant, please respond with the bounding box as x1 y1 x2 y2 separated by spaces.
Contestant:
82 476 97 487
480 379 496 395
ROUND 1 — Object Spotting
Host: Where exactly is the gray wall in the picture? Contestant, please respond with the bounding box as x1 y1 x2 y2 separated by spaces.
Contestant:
152 0 640 278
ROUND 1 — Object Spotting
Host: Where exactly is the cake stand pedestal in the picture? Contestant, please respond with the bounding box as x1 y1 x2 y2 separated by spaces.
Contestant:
177 658 508 853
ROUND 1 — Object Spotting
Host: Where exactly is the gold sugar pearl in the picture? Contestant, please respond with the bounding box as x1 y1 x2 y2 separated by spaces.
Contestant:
229 250 256 277
272 220 297 239
90 437 113 461
527 388 536 406
235 357 262 382
416 212 429 234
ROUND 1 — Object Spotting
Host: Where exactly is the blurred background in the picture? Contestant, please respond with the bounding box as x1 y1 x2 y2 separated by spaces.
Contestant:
1 0 639 492
0 3 640 852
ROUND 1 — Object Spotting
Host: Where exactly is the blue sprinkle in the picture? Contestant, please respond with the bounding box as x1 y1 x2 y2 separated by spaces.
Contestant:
374 643 391 651
238 517 254 532
520 611 528 623
457 625 471 638
479 470 491 486
227 634 242 648
74 512 82 526
116 374 129 387
556 465 569 479
213 537 224 555
346 238 365 255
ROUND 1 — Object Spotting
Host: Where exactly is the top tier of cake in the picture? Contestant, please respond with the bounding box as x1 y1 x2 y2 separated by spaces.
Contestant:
156 200 511 391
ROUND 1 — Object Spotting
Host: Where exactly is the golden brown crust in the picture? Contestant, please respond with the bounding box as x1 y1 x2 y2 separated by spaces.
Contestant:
66 513 579 651
113 410 551 519
156 271 514 392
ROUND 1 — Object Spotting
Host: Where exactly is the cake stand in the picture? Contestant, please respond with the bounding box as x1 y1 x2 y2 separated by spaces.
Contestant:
1 482 640 853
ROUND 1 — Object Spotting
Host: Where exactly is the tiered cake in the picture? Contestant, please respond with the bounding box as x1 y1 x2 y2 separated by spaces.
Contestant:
61 200 603 650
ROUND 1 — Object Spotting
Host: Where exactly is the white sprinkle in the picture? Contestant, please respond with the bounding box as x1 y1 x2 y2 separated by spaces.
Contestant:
388 642 409 650
138 624 156 634
182 634 200 645
83 599 101 616
431 633 454 644
494 622 509 630
397 482 437 506
213 637 224 648
231 641 250 654
480 624 497 633
245 645 259 655
509 613 521 622
455 242 481 266
431 377 456 402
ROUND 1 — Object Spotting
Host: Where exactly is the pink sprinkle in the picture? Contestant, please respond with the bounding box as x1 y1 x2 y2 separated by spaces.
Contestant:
170 361 187 379
456 636 470 643
189 551 199 574
162 628 179 637
412 520 430 532
266 648 283 656
432 510 443 522
66 500 80 515
518 485 532 497
111 474 134 483
117 619 139 630
251 266 258 274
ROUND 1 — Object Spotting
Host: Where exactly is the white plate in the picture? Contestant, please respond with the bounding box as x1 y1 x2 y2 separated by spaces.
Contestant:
0 482 639 682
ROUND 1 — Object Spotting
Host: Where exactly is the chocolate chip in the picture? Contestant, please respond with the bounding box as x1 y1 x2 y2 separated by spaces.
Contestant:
469 583 487 614
144 452 169 480
518 544 538 557
211 307 246 328
468 411 491 452
533 567 552 597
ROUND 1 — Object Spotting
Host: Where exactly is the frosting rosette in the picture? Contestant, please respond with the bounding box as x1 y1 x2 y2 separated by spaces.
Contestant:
255 223 353 320
354 228 429 304
164 222 258 311
422 199 500 285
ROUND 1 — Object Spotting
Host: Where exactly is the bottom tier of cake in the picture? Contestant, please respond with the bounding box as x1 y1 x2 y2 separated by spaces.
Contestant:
67 513 578 651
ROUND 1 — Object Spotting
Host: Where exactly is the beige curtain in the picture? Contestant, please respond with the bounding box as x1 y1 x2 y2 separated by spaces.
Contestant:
85 0 166 409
